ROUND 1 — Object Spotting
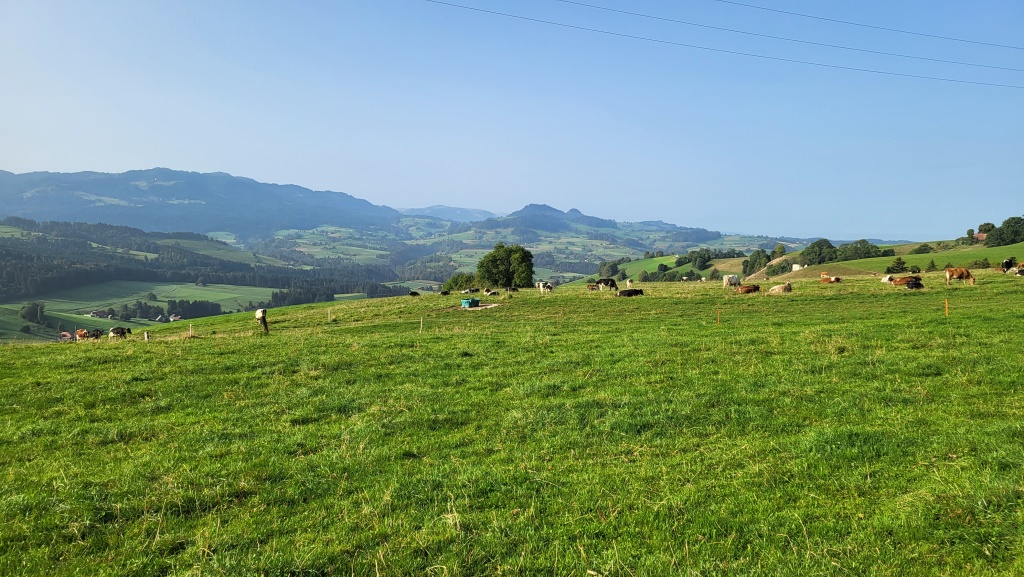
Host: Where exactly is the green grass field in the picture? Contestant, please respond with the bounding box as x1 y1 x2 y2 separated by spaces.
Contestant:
0 282 277 341
3 270 1024 574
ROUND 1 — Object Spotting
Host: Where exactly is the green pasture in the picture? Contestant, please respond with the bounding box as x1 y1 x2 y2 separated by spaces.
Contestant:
273 227 390 264
3 272 1024 574
0 282 277 341
0 225 33 238
155 239 288 267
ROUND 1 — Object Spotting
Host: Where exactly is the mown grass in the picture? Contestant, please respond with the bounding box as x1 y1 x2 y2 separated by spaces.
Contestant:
3 273 1024 575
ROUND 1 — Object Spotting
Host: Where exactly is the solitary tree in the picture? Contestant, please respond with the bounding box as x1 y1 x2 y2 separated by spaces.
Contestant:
476 243 534 288
885 257 909 274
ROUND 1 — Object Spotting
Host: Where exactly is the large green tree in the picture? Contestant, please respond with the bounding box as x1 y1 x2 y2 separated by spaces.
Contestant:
18 301 45 325
985 217 1024 247
800 239 838 266
476 243 535 288
836 239 882 261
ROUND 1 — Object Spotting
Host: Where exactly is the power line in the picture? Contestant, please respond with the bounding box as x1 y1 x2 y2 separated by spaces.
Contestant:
419 0 1024 89
549 0 1024 73
704 0 1024 51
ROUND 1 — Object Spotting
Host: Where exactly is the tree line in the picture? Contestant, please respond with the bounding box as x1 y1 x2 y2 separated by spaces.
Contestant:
0 217 405 305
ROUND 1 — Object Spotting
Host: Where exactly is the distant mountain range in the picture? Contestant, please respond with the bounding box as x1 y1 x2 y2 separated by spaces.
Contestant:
0 167 914 246
0 168 398 238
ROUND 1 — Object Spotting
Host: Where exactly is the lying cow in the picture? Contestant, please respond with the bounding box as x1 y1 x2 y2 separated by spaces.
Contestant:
881 275 893 283
906 278 925 290
108 327 132 339
615 289 644 297
944 267 975 286
768 282 791 295
891 275 921 286
820 276 842 283
734 285 760 294
1002 258 1015 273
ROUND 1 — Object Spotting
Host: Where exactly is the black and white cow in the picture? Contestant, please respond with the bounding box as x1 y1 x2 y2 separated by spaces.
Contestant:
108 327 132 339
595 278 618 291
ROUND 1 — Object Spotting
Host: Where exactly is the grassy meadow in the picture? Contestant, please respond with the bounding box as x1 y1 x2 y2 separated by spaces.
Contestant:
0 282 277 342
3 270 1024 575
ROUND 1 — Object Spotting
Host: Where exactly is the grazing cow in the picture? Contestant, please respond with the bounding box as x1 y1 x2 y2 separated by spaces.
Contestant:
722 275 740 288
89 328 103 340
75 329 90 341
408 291 420 296
768 282 792 295
615 288 644 297
536 281 553 293
734 285 760 294
439 290 451 296
944 267 975 286
626 279 634 289
891 275 921 286
595 278 618 291
255 308 268 333
906 278 925 290
108 327 132 339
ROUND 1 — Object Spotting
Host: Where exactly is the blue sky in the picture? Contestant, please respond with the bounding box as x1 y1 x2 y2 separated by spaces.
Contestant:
1 1 1021 240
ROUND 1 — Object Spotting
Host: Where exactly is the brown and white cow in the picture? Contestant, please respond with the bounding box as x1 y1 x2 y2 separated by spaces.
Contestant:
944 267 975 286
734 285 760 294
891 275 921 286
75 329 90 341
768 282 792 295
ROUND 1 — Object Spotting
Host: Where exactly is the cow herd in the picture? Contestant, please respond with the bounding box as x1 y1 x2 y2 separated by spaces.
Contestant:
61 327 132 342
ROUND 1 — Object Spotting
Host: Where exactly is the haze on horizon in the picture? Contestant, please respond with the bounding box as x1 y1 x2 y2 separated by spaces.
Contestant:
1 0 1021 242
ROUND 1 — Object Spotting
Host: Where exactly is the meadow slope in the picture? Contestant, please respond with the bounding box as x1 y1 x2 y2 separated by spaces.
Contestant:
3 270 1024 575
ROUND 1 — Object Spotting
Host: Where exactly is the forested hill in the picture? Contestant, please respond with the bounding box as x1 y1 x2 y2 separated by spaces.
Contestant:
0 168 399 238
0 218 404 303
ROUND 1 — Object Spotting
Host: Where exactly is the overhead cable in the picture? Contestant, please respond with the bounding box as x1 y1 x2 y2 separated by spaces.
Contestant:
550 0 1024 72
704 0 1024 51
420 0 1024 89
